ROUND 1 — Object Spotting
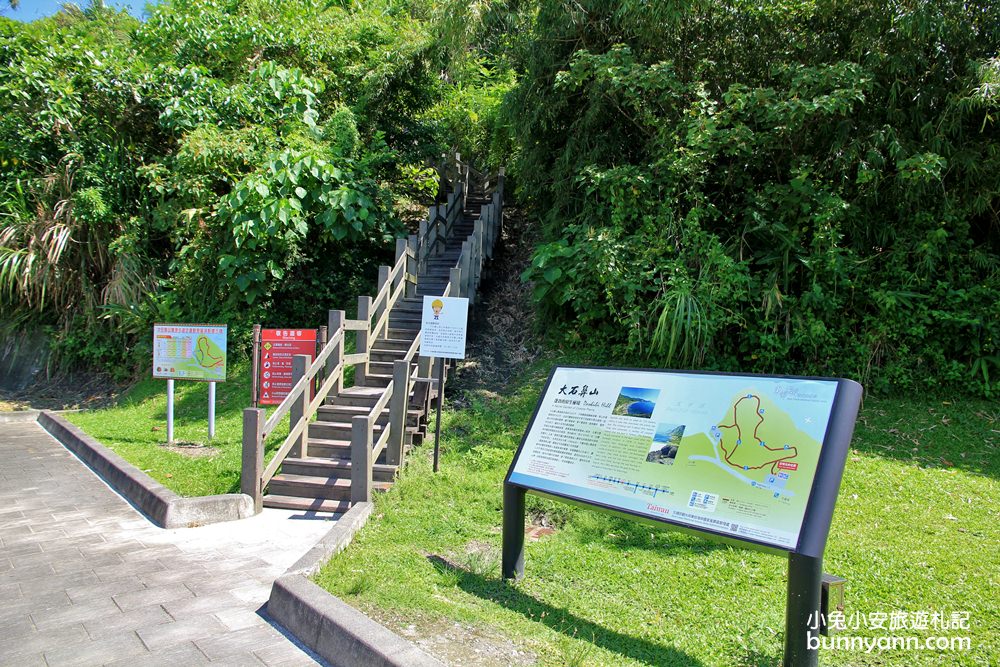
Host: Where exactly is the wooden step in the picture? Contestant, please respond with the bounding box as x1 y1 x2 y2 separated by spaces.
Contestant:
262 495 351 513
304 437 416 461
316 403 422 426
385 328 419 340
310 419 390 440
370 348 407 363
324 387 384 407
268 474 393 499
280 457 398 481
370 337 414 351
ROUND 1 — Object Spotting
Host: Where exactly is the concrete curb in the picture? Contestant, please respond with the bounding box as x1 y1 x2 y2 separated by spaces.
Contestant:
266 502 444 667
36 411 254 529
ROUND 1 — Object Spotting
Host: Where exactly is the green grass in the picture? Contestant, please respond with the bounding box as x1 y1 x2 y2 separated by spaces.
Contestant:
64 361 287 496
313 364 1000 666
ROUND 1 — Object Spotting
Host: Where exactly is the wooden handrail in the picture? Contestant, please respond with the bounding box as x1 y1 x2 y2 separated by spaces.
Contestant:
262 328 342 437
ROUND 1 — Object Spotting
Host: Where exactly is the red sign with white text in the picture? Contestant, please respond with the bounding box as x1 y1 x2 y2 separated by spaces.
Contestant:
259 329 317 405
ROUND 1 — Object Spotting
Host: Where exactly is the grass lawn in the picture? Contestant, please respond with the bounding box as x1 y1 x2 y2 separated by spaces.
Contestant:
313 363 1000 666
64 361 287 497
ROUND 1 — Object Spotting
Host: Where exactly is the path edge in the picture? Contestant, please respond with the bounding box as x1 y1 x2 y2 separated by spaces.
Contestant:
36 411 254 528
266 501 444 667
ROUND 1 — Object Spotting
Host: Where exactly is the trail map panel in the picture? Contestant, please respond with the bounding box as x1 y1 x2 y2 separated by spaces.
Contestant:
506 367 841 550
153 324 227 382
259 329 317 405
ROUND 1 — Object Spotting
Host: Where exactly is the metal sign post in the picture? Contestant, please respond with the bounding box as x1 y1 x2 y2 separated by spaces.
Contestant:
207 381 216 440
433 357 445 472
419 296 470 473
502 366 862 667
166 378 175 444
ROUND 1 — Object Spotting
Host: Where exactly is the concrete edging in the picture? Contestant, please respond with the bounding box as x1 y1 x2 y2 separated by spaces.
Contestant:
266 501 444 667
36 411 254 529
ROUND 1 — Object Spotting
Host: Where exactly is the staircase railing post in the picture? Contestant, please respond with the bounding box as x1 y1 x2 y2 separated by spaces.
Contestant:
395 237 408 264
357 295 372 386
474 218 485 291
289 354 309 459
461 164 470 210
241 407 265 513
375 266 390 339
417 355 432 418
327 309 345 397
418 217 429 274
351 415 373 504
449 267 462 299
461 240 472 305
387 359 409 467
407 234 418 298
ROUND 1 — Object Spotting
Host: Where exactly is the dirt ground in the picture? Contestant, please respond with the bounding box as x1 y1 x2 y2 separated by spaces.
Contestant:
0 372 125 412
449 205 543 403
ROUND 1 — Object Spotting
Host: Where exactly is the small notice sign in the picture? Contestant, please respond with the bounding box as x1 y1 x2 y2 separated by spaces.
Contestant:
506 367 857 552
419 296 469 360
258 329 318 405
153 324 227 382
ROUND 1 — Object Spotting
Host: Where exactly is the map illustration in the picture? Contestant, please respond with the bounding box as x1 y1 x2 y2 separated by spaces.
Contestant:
508 367 840 550
153 324 228 382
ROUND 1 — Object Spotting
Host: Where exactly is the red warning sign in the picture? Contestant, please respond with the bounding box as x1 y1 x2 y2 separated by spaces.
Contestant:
258 329 317 406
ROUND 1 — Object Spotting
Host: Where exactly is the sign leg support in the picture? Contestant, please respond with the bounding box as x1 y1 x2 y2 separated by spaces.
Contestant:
433 357 445 473
784 552 822 667
166 379 175 445
208 381 216 440
502 483 526 580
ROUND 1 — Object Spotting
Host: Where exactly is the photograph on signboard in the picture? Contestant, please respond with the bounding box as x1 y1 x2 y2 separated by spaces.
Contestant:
646 423 684 465
507 367 841 551
612 386 659 418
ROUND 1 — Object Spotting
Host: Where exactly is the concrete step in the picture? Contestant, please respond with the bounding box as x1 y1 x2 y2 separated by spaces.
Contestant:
261 495 352 513
280 456 398 481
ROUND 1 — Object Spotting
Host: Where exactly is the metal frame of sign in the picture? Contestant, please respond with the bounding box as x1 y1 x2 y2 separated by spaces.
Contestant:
501 365 863 667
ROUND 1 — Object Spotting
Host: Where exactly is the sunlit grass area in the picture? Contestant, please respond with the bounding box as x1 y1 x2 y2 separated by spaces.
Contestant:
314 364 999 666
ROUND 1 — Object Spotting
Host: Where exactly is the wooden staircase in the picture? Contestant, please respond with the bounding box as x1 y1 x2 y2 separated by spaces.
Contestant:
259 192 489 513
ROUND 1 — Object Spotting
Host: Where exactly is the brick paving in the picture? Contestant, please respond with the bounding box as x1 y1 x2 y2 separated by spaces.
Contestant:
0 421 334 666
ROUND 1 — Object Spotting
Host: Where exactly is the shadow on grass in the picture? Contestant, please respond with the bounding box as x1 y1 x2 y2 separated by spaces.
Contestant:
438 558 706 667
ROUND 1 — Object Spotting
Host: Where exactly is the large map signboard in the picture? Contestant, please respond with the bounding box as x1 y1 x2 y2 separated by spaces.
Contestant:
153 324 227 382
506 367 845 551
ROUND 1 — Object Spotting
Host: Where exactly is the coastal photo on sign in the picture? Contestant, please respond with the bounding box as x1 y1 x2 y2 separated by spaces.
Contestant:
612 386 659 418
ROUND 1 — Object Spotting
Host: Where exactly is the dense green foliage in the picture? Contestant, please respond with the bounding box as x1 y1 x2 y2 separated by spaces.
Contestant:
0 0 445 373
508 0 1000 395
3 0 997 396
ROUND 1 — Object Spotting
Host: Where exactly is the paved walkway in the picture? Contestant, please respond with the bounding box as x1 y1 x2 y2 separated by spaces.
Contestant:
0 420 335 666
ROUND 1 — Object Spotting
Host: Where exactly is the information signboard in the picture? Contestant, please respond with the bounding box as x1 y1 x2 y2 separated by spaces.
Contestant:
419 296 469 360
153 324 227 382
507 366 852 552
258 329 317 405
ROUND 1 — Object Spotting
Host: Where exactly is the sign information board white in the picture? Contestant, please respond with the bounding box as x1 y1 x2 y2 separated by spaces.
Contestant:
507 367 841 550
153 324 228 382
419 296 469 360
